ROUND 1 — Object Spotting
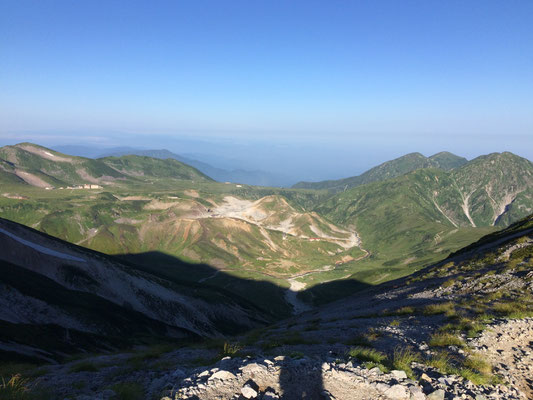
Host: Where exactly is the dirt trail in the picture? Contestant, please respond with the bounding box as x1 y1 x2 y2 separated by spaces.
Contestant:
198 270 221 283
285 279 312 314
284 265 337 314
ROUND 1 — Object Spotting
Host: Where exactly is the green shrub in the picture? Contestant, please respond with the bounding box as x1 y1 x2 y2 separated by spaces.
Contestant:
363 361 390 373
390 306 416 316
344 335 372 347
111 382 144 400
220 342 242 357
423 302 455 316
392 347 420 379
441 279 455 288
464 355 491 375
428 333 464 348
127 343 175 364
427 351 455 374
0 374 30 400
347 347 387 364
458 368 491 385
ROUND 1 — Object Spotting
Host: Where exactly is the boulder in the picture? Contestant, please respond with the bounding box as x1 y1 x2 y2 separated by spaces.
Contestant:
208 370 236 381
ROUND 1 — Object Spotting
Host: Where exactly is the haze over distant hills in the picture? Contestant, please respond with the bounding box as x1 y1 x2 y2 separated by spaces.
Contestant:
52 145 293 187
98 148 293 187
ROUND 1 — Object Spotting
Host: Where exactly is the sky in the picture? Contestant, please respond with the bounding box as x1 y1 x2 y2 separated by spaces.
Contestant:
1 1 532 182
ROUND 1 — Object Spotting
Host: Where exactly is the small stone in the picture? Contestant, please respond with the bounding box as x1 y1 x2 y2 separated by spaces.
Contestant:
376 383 391 392
384 384 409 399
391 370 408 380
369 366 383 375
241 384 258 399
274 356 285 361
426 389 445 400
409 386 426 400
198 370 210 378
263 392 279 400
321 362 331 372
437 377 454 386
419 373 432 383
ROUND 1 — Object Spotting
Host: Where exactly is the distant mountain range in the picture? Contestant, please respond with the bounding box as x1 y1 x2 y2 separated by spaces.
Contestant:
53 145 293 187
293 151 468 191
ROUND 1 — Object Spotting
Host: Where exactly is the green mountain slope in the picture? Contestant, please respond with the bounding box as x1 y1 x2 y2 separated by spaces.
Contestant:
293 151 466 192
446 152 533 227
306 152 533 299
1 145 531 311
0 143 212 189
100 154 214 181
0 143 125 187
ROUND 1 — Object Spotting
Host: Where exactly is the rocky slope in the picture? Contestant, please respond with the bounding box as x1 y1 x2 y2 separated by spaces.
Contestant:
0 218 269 361
13 215 532 399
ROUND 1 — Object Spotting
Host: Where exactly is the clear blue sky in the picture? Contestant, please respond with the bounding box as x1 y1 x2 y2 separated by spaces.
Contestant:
1 1 532 180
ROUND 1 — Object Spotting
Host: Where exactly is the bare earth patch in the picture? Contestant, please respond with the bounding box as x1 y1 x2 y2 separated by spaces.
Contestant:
14 170 49 188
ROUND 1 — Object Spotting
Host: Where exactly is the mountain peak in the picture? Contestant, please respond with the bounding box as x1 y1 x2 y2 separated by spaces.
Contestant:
428 151 467 170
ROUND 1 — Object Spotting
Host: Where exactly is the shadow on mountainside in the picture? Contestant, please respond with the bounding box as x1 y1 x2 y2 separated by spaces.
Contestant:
0 216 372 366
278 357 326 399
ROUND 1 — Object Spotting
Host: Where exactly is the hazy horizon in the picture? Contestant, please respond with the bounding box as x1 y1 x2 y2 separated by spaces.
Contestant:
1 1 532 183
0 131 531 185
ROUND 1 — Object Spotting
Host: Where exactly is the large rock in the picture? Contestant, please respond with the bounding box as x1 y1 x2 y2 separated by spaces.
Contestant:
409 386 426 400
241 363 268 375
384 384 409 399
208 370 236 381
241 383 258 399
426 389 445 400
391 370 408 380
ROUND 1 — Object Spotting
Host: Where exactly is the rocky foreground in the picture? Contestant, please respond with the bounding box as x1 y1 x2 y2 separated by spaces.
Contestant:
156 320 530 400
8 216 533 400
28 318 531 400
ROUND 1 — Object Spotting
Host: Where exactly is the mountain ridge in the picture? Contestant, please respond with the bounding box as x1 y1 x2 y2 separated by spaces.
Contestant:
293 151 468 191
0 143 212 188
98 147 293 187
